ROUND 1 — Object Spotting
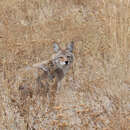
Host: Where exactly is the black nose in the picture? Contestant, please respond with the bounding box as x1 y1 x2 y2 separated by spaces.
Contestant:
65 61 68 64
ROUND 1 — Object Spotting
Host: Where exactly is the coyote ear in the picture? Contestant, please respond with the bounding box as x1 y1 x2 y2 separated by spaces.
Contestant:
67 41 74 52
53 43 60 52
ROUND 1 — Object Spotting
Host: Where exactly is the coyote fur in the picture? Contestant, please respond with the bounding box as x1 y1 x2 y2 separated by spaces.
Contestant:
18 42 74 108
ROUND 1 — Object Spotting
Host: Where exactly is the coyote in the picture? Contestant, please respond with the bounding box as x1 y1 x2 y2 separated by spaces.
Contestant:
18 42 74 109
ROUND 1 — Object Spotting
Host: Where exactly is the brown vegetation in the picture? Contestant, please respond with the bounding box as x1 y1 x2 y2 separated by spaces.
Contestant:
0 0 130 129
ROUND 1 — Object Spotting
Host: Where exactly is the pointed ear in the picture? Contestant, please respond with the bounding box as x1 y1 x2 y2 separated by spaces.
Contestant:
67 41 74 52
53 43 60 52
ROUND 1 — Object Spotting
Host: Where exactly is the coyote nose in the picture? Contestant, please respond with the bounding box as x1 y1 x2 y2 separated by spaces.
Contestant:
65 61 68 64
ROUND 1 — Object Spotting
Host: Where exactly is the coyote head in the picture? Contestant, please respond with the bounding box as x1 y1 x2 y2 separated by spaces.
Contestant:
52 42 74 74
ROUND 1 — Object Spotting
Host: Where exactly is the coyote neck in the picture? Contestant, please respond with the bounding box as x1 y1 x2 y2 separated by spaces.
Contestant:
47 60 64 81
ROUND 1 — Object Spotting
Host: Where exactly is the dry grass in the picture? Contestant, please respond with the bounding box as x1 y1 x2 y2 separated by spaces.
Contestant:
0 0 130 129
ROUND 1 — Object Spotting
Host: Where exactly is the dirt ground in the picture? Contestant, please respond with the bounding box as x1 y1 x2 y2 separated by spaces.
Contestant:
0 0 130 129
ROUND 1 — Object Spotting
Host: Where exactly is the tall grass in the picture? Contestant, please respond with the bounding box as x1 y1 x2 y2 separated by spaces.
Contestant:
0 0 129 129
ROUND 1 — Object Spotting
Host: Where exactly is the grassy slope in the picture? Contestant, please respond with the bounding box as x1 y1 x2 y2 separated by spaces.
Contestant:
0 0 129 129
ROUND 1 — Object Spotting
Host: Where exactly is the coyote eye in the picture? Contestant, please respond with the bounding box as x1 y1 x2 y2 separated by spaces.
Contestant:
67 56 71 59
59 57 63 59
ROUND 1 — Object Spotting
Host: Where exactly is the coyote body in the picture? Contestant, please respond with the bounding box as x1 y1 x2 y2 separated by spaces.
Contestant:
17 42 74 108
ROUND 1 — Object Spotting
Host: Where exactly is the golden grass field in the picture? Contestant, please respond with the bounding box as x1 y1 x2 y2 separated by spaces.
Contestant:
0 0 130 129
